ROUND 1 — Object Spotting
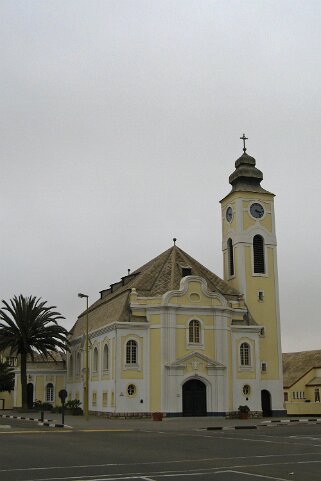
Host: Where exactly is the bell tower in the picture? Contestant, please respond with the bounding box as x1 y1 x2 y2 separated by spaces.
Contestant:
220 135 284 415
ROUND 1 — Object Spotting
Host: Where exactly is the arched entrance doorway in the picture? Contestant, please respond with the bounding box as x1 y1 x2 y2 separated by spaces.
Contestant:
27 383 34 409
182 379 207 416
261 389 272 417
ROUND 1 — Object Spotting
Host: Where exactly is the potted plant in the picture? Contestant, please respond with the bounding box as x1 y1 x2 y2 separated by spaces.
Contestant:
238 405 250 419
152 412 163 421
65 399 83 415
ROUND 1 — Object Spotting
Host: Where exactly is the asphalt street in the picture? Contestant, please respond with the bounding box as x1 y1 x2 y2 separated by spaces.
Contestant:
0 416 321 481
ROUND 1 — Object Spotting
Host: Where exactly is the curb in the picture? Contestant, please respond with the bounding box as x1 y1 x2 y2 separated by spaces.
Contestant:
38 422 66 428
0 414 52 422
206 418 321 431
207 425 257 431
0 414 70 429
261 418 321 426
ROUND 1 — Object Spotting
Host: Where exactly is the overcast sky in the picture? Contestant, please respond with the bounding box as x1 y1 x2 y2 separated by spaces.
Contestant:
1 0 320 353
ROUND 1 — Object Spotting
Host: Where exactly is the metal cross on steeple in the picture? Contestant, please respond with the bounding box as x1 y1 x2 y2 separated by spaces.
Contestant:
240 133 248 153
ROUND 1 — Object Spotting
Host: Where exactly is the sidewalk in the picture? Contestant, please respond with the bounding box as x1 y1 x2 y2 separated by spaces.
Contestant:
1 410 320 431
0 411 263 430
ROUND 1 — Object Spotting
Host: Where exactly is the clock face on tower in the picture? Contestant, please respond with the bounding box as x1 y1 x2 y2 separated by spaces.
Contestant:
250 202 264 219
226 206 233 222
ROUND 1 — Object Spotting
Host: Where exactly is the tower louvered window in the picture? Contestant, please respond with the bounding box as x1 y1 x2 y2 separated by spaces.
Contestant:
253 235 265 274
227 238 234 276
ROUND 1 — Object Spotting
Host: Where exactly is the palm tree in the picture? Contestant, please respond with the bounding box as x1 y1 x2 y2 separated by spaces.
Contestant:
0 295 69 409
0 361 15 392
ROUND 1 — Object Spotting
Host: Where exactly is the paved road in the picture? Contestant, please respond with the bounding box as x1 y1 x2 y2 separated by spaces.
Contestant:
0 421 321 481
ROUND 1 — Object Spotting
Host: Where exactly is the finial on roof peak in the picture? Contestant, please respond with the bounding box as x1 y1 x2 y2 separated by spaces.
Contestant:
173 238 177 246
240 133 248 153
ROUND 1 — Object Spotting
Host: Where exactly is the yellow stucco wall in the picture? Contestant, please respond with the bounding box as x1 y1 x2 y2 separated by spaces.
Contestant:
150 329 161 411
0 391 14 409
285 402 321 415
15 372 66 407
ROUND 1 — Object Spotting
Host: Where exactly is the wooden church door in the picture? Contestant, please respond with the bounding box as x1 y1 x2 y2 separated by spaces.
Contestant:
183 379 207 416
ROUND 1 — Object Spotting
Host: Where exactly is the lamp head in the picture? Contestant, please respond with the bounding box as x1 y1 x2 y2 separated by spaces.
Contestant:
78 293 88 299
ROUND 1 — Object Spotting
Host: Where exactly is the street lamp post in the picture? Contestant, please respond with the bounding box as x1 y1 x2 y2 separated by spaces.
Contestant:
78 293 89 420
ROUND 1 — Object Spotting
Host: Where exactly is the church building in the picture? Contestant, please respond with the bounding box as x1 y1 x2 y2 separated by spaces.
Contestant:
67 142 285 417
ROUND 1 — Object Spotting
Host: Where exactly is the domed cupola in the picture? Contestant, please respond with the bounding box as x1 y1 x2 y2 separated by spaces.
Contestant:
228 134 271 194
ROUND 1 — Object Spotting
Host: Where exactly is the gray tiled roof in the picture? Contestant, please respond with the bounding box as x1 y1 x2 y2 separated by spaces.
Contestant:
283 350 321 388
306 377 321 386
71 245 242 338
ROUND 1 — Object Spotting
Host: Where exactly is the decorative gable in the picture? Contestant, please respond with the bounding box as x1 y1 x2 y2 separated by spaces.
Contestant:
166 351 225 376
161 276 228 308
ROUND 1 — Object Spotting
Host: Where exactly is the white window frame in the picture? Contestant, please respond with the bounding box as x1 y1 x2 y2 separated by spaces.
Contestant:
186 318 204 349
102 343 109 372
92 346 99 373
69 354 73 378
239 341 253 370
124 338 140 369
46 383 54 403
76 351 81 376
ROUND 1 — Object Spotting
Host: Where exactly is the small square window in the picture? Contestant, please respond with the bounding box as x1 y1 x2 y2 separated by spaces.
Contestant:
261 361 267 372
182 267 192 277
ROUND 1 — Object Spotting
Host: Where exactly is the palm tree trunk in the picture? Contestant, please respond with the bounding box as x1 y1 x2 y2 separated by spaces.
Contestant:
20 351 28 410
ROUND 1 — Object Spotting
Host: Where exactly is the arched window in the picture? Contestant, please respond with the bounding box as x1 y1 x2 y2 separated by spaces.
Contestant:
103 344 109 370
76 352 81 375
253 235 265 274
93 347 99 372
126 340 137 364
46 383 54 402
189 320 200 343
69 354 73 378
240 342 251 366
227 238 234 276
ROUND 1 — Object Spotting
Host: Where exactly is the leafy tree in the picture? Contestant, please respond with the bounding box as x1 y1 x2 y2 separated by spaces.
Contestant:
0 295 69 409
0 361 15 392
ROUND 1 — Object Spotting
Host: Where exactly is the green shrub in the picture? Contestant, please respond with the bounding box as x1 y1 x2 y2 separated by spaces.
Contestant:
65 399 82 409
33 399 53 410
238 405 250 413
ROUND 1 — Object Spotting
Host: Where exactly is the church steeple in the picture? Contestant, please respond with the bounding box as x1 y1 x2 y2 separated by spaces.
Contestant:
220 140 284 415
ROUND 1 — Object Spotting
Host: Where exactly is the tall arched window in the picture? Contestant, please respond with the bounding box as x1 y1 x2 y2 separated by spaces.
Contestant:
227 238 234 276
189 320 200 343
76 352 81 375
93 347 99 372
240 342 251 366
103 344 109 370
69 354 73 378
253 235 265 273
46 383 54 402
126 340 137 364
